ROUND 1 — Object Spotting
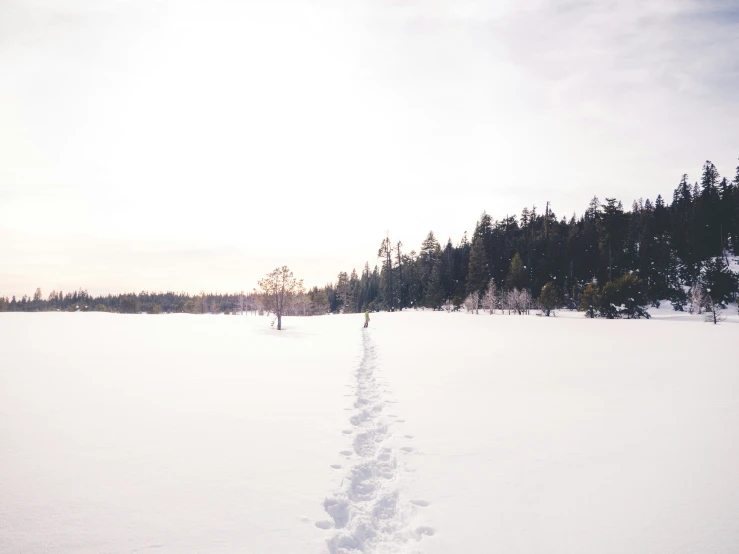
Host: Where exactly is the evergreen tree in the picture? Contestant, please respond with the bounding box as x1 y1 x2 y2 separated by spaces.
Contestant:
579 282 600 318
597 198 627 282
537 282 559 316
599 274 650 319
702 257 737 307
505 253 527 290
378 234 394 310
466 233 489 296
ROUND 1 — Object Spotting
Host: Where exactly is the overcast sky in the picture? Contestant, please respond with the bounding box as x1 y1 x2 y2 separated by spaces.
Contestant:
1 0 738 297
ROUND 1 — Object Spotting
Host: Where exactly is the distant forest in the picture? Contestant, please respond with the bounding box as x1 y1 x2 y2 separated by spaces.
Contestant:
2 159 738 318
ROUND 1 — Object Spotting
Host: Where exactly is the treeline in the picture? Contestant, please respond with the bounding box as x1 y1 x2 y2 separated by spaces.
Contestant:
0 287 333 316
325 159 739 316
0 289 247 314
2 159 738 318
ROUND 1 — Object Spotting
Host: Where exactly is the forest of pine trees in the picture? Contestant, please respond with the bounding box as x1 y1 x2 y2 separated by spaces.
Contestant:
326 159 739 317
2 160 737 318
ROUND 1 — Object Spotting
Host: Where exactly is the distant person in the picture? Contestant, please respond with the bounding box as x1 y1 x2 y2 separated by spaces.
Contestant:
364 310 370 328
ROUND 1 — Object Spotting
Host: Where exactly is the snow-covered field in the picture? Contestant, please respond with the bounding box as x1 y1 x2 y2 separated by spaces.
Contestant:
1 309 738 554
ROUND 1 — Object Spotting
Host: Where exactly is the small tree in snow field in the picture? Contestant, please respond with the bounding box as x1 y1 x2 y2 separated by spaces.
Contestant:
256 266 304 330
464 290 480 314
482 280 497 314
537 282 559 316
579 282 600 318
505 288 531 315
704 296 725 324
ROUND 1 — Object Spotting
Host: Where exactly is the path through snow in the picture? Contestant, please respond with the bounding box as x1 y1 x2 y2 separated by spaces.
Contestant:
317 329 433 553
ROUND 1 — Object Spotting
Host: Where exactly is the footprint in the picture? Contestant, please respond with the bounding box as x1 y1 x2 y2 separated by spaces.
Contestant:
411 499 430 507
404 435 414 439
396 419 406 423
330 464 342 469
315 520 333 530
414 526 435 538
342 430 353 434
401 446 415 453
339 450 353 456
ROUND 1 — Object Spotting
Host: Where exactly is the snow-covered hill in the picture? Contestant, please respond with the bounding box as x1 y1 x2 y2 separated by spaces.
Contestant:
1 310 737 553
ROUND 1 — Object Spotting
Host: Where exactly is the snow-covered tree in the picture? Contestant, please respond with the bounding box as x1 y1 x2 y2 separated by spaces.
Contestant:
519 289 532 315
504 288 532 315
504 289 516 314
482 280 497 314
689 283 705 315
464 290 479 314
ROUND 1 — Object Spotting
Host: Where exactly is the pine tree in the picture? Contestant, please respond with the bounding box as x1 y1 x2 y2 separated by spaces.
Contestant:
378 234 394 310
537 282 559 316
426 260 444 309
579 282 600 318
702 257 737 308
466 233 489 296
505 253 526 290
598 198 626 282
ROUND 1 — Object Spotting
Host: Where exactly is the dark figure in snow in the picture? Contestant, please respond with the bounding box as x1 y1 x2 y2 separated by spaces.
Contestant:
364 310 370 328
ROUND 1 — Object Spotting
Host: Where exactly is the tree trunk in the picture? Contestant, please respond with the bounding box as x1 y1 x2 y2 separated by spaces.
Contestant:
277 314 282 330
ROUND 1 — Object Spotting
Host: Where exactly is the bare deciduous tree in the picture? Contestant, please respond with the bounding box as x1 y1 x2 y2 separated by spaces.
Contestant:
704 296 725 324
256 266 304 330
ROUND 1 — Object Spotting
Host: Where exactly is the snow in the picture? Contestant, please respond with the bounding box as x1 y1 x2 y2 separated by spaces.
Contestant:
1 309 738 553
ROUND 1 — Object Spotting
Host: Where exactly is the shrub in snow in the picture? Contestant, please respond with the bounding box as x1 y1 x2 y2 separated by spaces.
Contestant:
596 274 650 319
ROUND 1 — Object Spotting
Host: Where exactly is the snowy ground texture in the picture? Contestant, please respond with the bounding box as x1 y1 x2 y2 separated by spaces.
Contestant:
1 308 738 553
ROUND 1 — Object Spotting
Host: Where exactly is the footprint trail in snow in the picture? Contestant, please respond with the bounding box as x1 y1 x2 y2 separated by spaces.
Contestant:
318 330 433 553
